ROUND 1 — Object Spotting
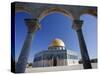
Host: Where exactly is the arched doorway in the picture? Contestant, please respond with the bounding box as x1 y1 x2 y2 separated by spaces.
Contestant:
39 7 74 22
53 57 57 66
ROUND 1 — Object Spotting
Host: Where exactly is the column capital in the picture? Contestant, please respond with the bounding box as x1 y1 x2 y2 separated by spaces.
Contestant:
72 20 83 31
25 18 41 33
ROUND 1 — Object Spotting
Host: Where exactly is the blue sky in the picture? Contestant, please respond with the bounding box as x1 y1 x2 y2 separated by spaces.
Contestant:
15 12 97 63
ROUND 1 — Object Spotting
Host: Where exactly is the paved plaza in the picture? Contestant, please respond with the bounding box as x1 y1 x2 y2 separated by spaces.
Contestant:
25 63 97 73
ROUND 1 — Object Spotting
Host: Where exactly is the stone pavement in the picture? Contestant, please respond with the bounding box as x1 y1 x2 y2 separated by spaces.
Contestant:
25 63 97 73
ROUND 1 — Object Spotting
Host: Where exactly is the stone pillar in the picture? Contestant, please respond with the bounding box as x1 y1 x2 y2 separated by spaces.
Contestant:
16 19 40 73
72 20 92 69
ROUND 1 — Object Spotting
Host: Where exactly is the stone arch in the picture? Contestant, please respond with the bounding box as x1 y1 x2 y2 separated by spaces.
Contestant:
14 3 96 72
79 8 97 18
38 7 74 21
15 6 33 16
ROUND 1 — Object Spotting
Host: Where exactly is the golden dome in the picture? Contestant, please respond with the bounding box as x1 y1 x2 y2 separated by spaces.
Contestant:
49 38 65 47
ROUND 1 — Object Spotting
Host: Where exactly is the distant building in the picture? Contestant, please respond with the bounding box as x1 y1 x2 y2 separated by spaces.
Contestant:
33 38 79 67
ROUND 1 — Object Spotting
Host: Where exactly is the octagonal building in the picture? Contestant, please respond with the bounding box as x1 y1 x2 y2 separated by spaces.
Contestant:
33 38 79 67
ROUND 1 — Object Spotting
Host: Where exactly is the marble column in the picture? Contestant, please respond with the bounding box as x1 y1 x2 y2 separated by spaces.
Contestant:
72 20 92 69
16 19 40 73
